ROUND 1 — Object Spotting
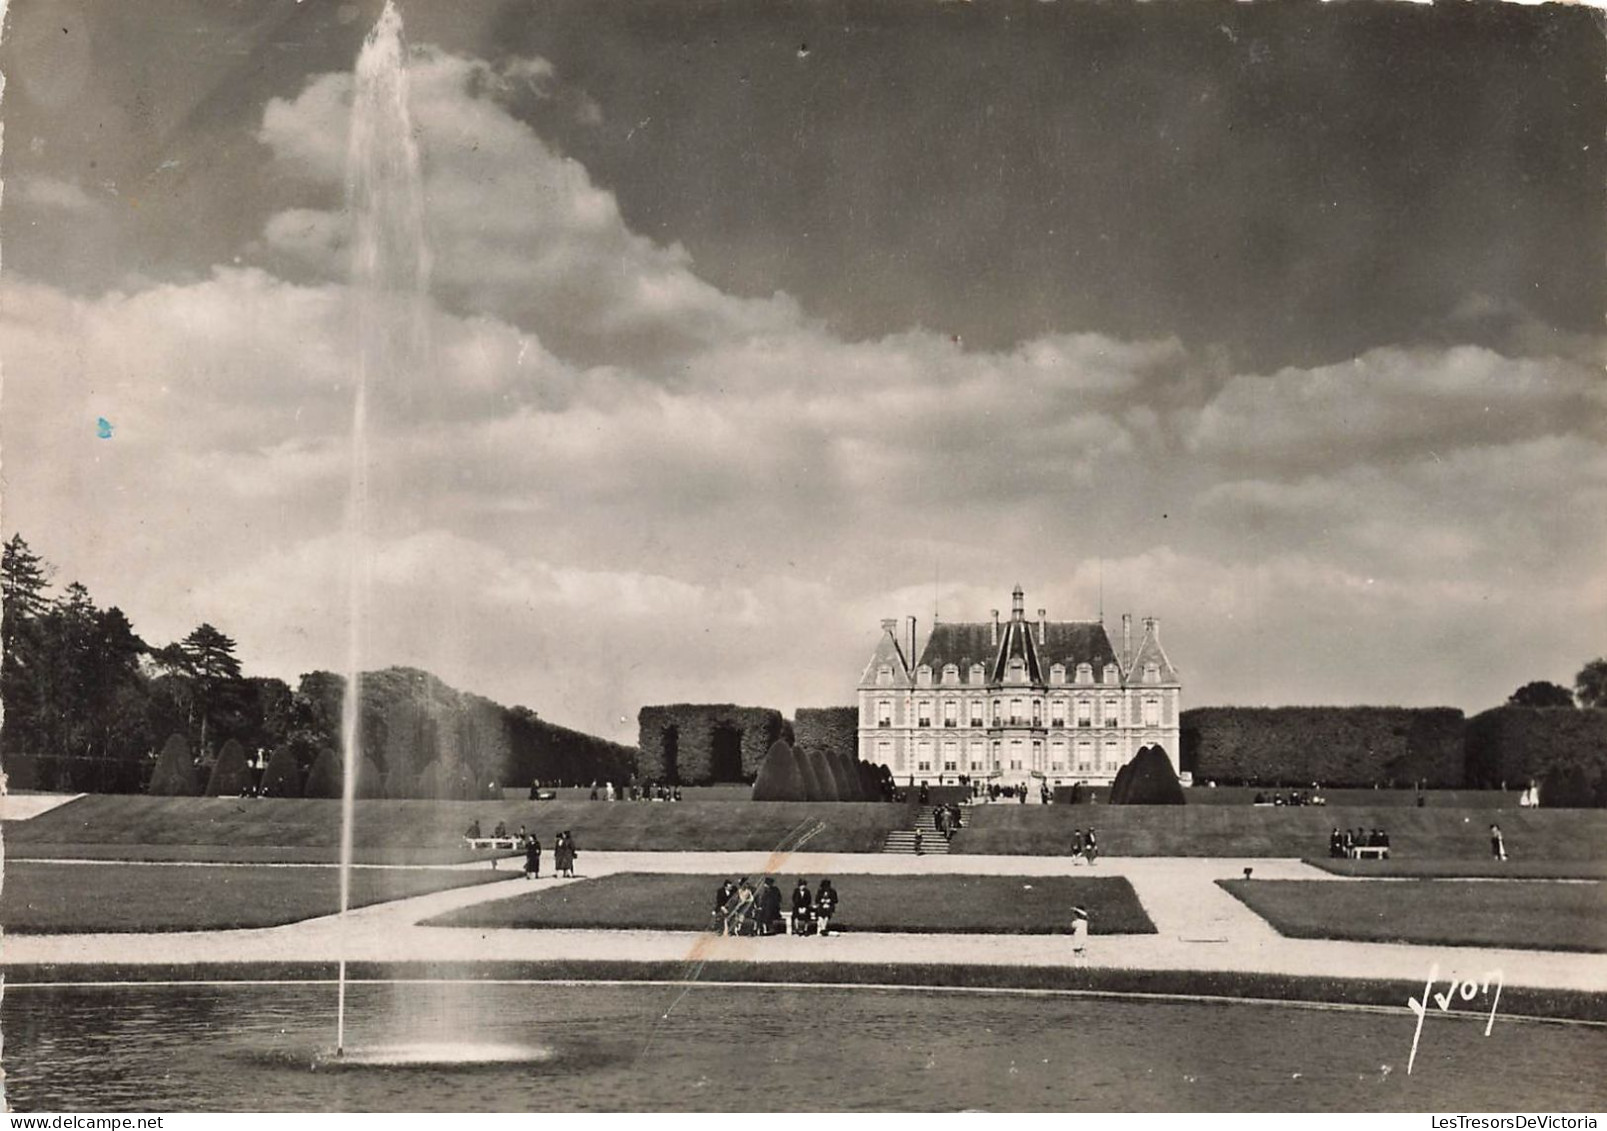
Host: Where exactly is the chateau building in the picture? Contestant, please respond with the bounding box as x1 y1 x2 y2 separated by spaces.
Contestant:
857 585 1182 789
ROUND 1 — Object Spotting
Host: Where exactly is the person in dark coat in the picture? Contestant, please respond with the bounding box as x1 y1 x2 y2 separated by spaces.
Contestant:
791 879 813 935
1084 828 1099 864
465 819 482 839
814 879 839 936
1072 828 1085 857
1329 828 1343 858
760 878 784 936
714 879 737 935
523 834 541 879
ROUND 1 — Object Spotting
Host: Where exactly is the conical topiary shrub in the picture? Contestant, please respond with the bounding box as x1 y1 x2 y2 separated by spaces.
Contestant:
801 747 840 802
793 743 825 800
304 748 341 798
205 738 251 797
148 733 199 796
830 751 863 800
358 756 386 800
858 760 880 801
259 744 303 797
1110 745 1185 805
414 761 442 800
751 739 806 801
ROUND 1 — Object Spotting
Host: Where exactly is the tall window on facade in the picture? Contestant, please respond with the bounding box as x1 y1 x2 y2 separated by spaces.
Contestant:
877 739 893 769
1103 741 1119 769
1051 700 1066 727
1032 699 1043 726
970 700 983 727
1105 698 1120 726
943 700 958 728
1078 741 1093 771
1076 699 1092 727
1143 699 1160 727
992 699 1001 723
1010 698 1024 724
918 701 932 727
877 700 892 727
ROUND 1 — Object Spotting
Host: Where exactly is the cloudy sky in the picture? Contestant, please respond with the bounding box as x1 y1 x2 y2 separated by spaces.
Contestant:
3 0 1603 742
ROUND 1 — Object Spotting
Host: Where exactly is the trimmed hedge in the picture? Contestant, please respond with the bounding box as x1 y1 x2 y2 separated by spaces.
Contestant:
1109 745 1184 805
1180 706 1465 787
259 744 302 797
751 740 806 801
1466 707 1607 807
794 706 858 765
204 738 251 797
637 704 788 785
147 733 198 796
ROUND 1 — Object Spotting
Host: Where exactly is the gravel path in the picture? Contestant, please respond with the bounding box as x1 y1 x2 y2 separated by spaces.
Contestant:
5 851 1604 995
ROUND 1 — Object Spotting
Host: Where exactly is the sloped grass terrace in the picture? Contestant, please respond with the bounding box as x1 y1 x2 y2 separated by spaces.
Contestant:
4 795 911 862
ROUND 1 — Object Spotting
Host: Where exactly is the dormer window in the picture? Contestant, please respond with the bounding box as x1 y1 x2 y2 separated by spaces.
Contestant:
1007 658 1026 683
942 663 959 685
1076 662 1093 684
969 663 985 684
1049 663 1066 685
876 665 893 686
917 665 933 687
1144 662 1160 683
1103 663 1119 684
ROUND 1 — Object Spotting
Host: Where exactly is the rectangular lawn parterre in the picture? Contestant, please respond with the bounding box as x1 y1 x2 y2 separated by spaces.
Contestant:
0 862 516 933
1219 879 1607 953
1302 858 1607 880
426 872 1155 935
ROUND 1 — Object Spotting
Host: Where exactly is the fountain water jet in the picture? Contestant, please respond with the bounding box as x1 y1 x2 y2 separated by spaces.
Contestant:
338 0 429 1055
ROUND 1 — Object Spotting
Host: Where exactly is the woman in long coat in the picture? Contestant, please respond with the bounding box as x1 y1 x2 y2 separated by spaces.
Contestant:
523 834 541 879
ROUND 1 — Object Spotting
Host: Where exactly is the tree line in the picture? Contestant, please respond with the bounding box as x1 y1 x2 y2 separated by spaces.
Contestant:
0 534 636 795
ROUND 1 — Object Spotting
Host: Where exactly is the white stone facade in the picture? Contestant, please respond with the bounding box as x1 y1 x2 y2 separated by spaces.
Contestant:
856 585 1181 789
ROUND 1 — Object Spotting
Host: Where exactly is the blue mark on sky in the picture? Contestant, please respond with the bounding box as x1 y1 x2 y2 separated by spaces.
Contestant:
96 417 114 439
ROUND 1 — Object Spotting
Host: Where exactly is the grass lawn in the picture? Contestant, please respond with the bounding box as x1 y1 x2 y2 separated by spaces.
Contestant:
0 862 516 934
426 872 1155 935
5 795 909 856
1303 857 1607 880
1220 879 1607 953
955 805 1607 859
2 842 507 866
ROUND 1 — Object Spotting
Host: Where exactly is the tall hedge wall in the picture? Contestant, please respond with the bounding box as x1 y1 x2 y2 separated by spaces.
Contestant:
1465 707 1607 805
793 707 859 764
637 705 789 784
1180 706 1466 787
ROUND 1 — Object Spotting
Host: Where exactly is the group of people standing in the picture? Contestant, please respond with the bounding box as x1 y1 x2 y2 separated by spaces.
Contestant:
1070 827 1099 864
1329 827 1390 857
521 829 579 879
713 876 840 937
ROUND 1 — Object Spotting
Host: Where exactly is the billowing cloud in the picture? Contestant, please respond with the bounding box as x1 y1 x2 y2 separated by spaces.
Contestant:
3 39 1602 742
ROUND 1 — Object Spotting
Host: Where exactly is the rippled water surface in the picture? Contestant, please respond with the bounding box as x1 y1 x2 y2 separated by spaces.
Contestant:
4 982 1602 1111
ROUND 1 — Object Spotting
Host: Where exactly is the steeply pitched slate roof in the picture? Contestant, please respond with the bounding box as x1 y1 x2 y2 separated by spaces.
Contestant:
917 618 1121 685
857 625 913 688
1039 621 1121 681
1127 622 1180 684
918 622 997 676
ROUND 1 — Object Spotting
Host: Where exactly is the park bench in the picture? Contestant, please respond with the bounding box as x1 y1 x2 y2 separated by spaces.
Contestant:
1350 845 1390 860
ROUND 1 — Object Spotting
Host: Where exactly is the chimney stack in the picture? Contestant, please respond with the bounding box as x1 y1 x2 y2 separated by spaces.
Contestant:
907 616 917 667
1122 613 1132 661
990 610 1000 646
1011 584 1025 621
1145 616 1160 643
1037 608 1047 645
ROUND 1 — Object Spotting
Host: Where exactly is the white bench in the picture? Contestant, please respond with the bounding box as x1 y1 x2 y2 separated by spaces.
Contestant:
1350 845 1390 860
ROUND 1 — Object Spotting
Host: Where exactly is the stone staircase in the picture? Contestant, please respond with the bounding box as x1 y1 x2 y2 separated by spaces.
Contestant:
881 805 960 854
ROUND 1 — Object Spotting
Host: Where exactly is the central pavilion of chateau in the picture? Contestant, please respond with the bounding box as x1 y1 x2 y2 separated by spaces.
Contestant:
856 585 1181 789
